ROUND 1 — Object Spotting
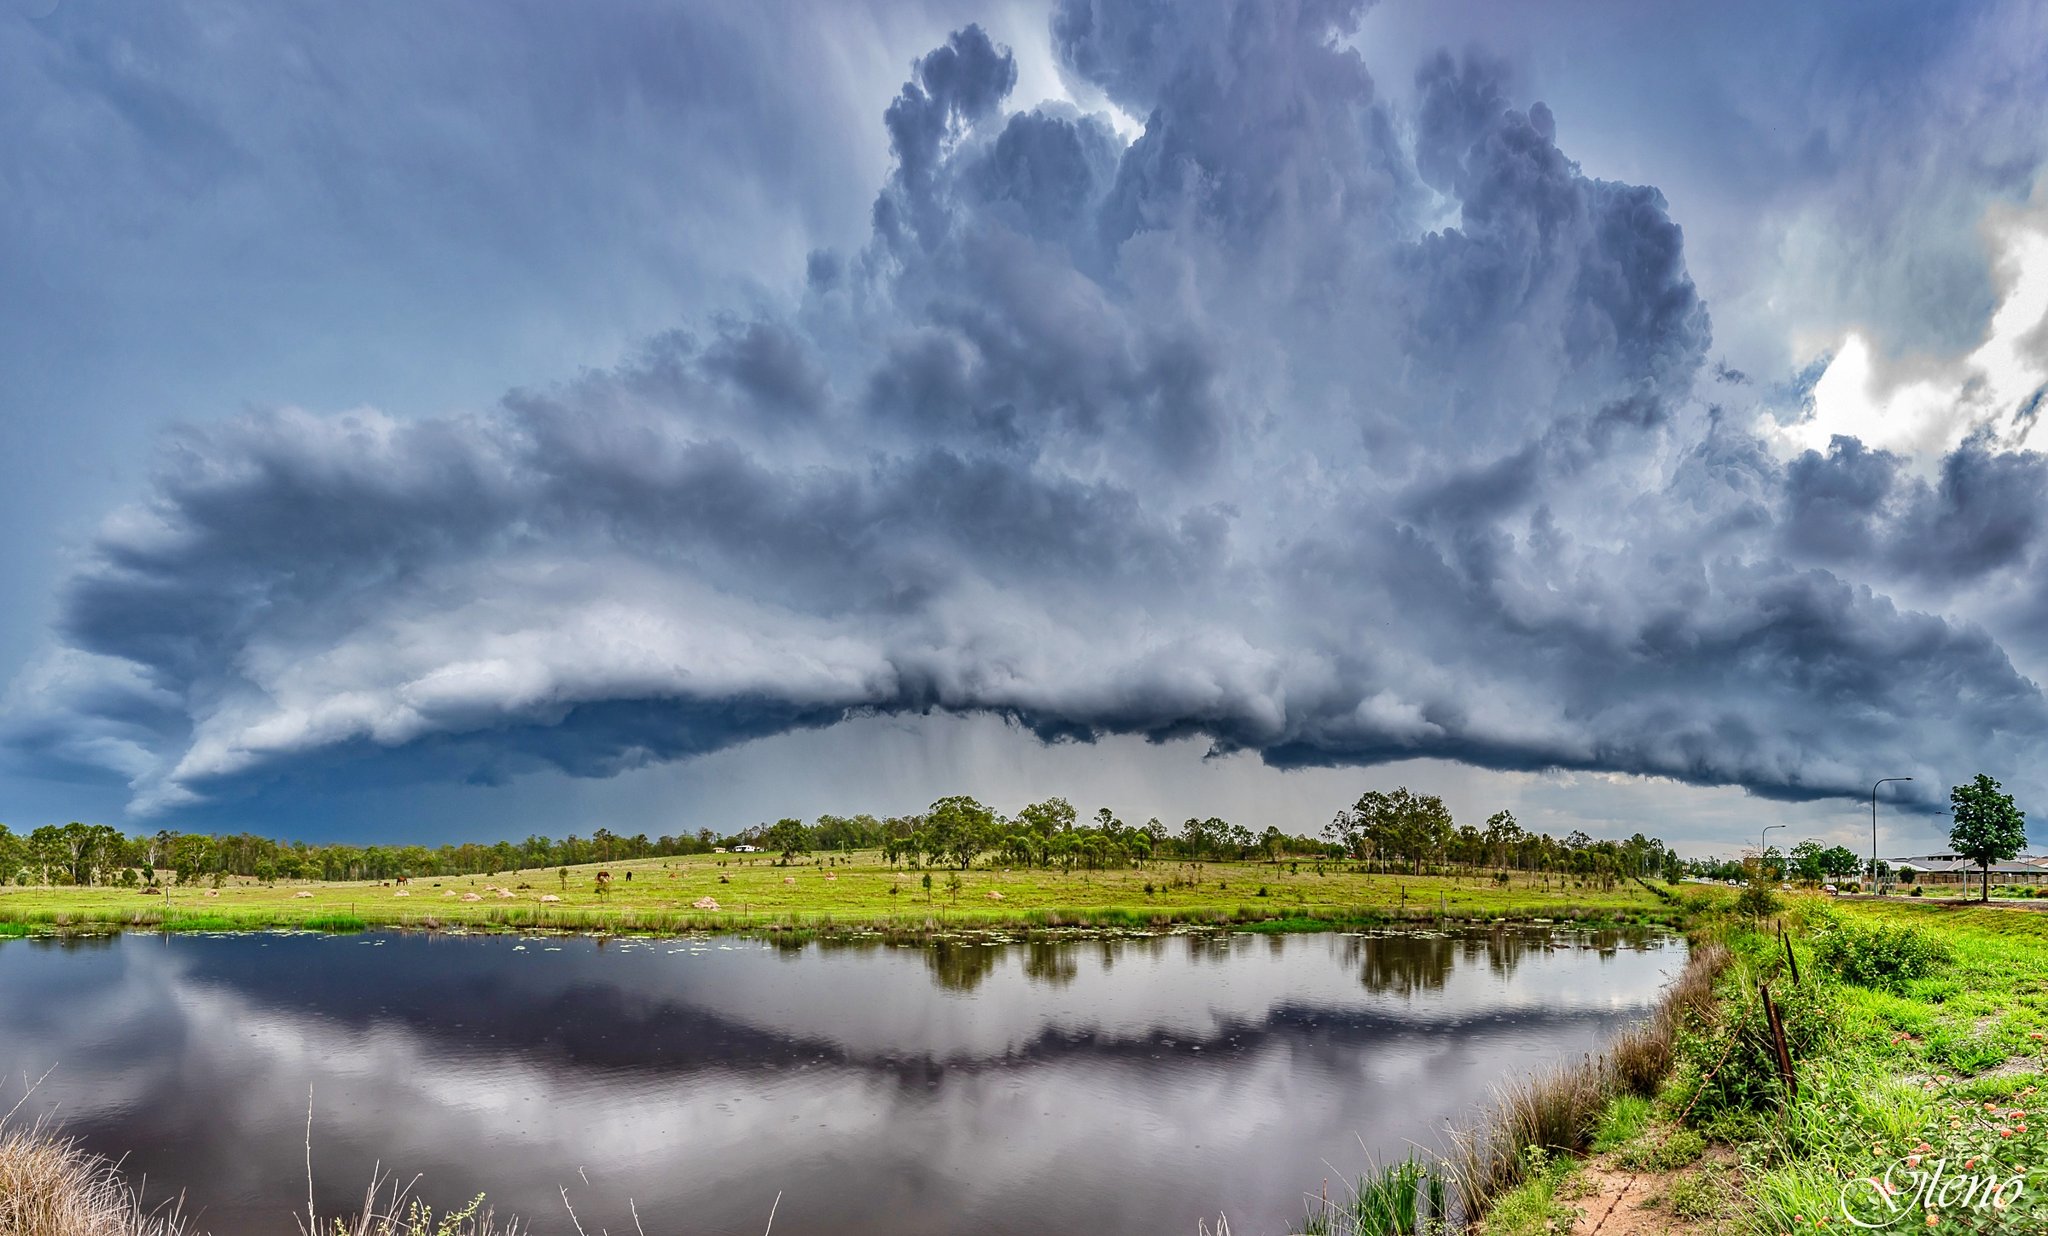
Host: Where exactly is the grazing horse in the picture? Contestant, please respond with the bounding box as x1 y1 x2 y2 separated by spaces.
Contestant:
395 874 410 886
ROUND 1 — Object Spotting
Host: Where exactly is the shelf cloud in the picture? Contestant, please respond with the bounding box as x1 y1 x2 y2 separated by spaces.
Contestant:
12 0 2048 818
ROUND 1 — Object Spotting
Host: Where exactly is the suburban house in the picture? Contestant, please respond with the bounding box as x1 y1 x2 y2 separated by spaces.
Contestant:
1886 853 2048 887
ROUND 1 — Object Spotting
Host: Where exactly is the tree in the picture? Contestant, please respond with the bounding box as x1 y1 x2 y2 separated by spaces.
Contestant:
1482 810 1523 869
1757 845 1785 882
924 795 996 869
1016 798 1077 836
1949 774 2027 903
1788 840 1825 883
763 817 813 858
1818 846 1862 881
812 814 866 853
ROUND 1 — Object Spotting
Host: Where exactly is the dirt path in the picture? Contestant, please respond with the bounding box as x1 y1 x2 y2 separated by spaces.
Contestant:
1568 1149 1735 1236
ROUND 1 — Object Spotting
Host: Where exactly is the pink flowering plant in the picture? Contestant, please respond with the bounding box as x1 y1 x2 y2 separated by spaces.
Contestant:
1831 1086 2045 1232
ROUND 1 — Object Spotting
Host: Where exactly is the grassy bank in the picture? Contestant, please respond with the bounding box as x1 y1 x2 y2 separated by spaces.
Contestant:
1445 894 2048 1235
0 852 1672 938
1293 915 1730 1235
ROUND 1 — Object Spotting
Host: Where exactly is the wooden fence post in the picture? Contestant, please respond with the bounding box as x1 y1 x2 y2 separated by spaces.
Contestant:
1760 982 1798 1101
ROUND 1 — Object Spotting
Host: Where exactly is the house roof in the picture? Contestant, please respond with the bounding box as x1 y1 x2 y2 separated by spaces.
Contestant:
1888 854 2047 875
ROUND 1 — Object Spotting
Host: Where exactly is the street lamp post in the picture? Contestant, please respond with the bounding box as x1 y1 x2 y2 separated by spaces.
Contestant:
1871 777 1913 895
1761 823 1785 882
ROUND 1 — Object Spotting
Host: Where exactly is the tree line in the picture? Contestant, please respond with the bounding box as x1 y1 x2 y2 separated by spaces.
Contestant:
0 786 1690 887
0 822 724 887
1320 787 1680 887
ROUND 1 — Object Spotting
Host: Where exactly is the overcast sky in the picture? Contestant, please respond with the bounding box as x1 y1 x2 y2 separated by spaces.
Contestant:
4 0 2047 858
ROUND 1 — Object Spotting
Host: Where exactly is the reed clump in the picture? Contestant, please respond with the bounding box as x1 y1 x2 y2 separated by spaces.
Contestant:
1448 937 1732 1223
1290 935 1730 1235
0 1120 188 1236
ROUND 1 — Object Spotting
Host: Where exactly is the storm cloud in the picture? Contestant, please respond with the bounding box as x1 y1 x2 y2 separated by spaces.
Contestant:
14 0 2048 817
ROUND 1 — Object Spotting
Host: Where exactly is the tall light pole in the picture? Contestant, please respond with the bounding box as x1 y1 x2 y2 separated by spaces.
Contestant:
1872 777 1913 895
1761 823 1785 881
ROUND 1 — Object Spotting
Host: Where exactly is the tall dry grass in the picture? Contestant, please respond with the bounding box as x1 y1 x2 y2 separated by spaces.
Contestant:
1449 938 1731 1220
0 1119 188 1236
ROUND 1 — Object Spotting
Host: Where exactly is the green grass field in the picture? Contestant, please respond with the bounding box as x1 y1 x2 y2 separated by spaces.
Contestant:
0 851 1670 937
1472 894 2048 1235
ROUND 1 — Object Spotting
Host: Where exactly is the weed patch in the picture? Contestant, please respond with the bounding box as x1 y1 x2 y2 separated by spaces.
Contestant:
1810 917 1951 991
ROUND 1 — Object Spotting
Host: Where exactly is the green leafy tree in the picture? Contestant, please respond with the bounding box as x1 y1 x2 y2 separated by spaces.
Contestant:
1949 773 2028 903
763 817 813 858
1327 788 1455 872
1818 845 1862 880
924 795 996 869
1788 840 1825 883
1482 810 1523 868
1016 797 1077 836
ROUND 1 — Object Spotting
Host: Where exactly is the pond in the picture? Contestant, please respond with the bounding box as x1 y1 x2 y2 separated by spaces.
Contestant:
0 927 1681 1235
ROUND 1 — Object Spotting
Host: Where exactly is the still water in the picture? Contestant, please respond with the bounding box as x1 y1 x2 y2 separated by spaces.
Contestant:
0 927 1679 1235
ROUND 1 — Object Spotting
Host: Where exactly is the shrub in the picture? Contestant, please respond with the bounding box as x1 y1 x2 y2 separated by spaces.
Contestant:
1666 1172 1721 1220
1671 967 1834 1124
1810 921 1949 991
1735 883 1782 918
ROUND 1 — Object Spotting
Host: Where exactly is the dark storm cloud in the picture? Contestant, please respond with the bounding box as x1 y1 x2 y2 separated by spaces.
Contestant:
1783 435 2048 584
14 0 2048 816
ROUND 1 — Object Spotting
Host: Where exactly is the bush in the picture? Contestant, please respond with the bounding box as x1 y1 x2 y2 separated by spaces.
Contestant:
1671 964 1834 1125
1735 883 1782 918
1810 921 1949 991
